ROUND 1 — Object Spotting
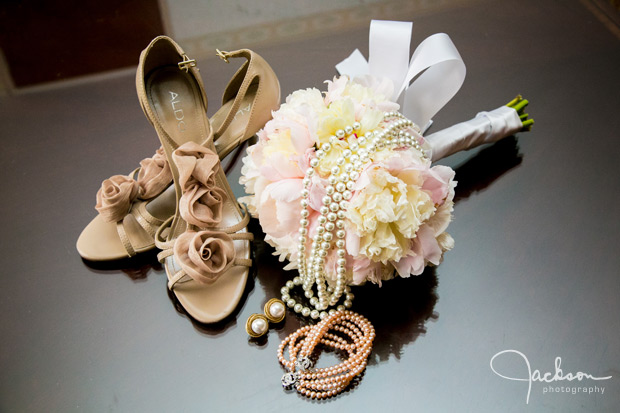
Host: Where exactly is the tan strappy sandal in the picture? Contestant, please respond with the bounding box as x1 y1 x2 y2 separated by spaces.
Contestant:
76 148 176 261
155 142 253 323
136 36 253 323
76 38 279 262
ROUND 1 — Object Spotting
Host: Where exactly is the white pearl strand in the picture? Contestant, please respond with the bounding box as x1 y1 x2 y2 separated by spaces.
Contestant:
280 111 425 320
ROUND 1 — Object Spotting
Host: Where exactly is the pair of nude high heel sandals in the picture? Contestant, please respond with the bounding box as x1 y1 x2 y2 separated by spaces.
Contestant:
76 36 280 324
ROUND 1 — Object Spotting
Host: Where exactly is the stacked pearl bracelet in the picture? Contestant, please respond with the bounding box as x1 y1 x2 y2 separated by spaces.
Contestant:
281 112 426 319
278 310 375 399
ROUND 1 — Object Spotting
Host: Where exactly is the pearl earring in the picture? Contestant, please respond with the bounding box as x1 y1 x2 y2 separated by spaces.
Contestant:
246 299 286 337
264 298 286 323
246 313 269 338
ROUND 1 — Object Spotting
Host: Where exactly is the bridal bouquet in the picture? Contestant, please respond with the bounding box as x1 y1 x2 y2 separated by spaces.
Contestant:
240 75 456 285
240 20 532 295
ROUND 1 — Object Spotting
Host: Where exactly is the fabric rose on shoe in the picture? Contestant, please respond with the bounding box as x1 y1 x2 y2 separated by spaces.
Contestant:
95 175 139 223
173 230 236 284
173 142 227 227
137 147 172 199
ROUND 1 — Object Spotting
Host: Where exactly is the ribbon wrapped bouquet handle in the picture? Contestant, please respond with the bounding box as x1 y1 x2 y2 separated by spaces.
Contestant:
337 19 533 162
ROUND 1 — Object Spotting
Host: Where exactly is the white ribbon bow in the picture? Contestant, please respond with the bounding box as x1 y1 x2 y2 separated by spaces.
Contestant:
336 20 466 132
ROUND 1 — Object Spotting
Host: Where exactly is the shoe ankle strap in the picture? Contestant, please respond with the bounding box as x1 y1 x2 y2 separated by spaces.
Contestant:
213 48 280 145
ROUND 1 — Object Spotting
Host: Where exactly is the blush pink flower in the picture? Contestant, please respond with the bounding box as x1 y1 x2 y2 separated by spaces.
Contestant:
256 178 304 239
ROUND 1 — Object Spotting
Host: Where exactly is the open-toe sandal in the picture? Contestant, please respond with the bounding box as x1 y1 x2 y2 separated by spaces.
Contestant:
136 35 253 323
76 149 175 261
77 42 279 262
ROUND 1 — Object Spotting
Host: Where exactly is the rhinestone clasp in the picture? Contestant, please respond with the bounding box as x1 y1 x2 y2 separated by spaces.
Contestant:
178 54 196 72
281 372 298 389
295 356 312 371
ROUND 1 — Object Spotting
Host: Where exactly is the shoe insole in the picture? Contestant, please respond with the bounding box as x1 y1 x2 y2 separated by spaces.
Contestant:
211 82 259 157
146 66 211 240
147 66 210 152
145 184 176 220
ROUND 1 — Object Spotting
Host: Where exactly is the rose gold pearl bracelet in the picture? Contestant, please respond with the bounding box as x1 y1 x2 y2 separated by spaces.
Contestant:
277 310 375 399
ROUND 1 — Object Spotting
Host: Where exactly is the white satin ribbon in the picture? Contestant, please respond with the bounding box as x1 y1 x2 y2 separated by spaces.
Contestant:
336 20 466 130
425 105 523 162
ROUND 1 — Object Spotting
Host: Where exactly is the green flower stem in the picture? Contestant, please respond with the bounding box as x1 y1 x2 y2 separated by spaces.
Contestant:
506 95 522 108
506 95 534 131
512 99 529 113
521 119 534 130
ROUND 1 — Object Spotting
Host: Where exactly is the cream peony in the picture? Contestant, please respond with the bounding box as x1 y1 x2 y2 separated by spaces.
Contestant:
348 165 434 263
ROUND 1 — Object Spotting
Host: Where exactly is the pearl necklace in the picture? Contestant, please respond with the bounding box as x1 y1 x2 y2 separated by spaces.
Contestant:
278 310 375 399
280 111 426 319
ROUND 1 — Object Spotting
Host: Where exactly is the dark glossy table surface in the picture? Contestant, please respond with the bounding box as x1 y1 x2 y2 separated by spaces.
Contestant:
1 0 619 411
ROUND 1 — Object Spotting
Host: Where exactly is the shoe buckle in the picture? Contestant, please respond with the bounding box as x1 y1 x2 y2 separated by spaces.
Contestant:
216 49 230 63
178 54 197 72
